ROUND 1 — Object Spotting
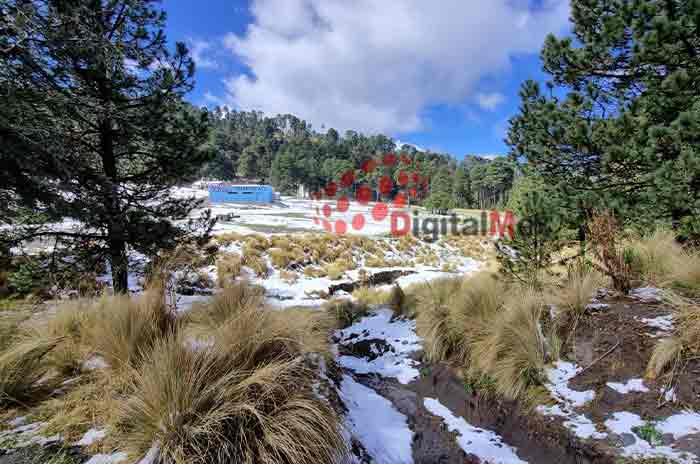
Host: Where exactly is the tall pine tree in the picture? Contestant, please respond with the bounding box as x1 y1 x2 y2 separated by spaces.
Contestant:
0 0 213 292
508 0 700 236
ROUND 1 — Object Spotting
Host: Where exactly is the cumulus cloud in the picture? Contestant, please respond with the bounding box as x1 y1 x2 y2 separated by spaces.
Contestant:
221 0 569 133
477 92 506 111
187 38 218 69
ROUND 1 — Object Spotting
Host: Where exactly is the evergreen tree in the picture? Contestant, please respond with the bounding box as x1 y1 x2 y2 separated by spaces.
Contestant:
508 0 700 237
0 0 213 293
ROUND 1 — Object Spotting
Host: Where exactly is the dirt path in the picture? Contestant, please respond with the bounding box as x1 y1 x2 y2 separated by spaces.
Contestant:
332 305 601 464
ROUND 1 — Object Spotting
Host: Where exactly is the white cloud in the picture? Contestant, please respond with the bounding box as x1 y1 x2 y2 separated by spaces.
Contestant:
187 38 218 70
476 92 506 111
221 0 569 134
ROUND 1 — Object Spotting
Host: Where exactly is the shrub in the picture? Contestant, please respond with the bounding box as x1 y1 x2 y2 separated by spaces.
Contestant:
115 335 344 463
87 290 178 371
8 260 46 295
587 211 633 293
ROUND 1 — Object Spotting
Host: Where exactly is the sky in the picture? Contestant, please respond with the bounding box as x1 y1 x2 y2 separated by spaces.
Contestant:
164 0 571 159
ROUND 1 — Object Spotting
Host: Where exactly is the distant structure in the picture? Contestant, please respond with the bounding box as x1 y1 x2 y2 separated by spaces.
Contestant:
208 184 275 203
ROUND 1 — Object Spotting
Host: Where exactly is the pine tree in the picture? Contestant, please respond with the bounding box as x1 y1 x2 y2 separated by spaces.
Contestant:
508 0 700 236
0 0 213 293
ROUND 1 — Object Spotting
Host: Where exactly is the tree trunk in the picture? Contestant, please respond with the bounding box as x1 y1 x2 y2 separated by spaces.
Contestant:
109 237 129 293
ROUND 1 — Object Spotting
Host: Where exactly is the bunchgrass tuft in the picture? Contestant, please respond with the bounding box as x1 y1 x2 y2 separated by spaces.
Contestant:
115 312 344 463
87 289 178 371
0 334 61 406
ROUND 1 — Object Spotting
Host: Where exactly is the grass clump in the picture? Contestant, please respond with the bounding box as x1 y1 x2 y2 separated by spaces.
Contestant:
186 282 265 331
280 269 298 283
413 274 504 364
324 298 367 329
646 292 700 379
352 287 391 308
242 249 270 278
216 253 243 287
114 284 345 464
87 289 178 371
269 248 297 269
470 290 551 400
632 421 663 446
0 335 61 407
628 228 700 294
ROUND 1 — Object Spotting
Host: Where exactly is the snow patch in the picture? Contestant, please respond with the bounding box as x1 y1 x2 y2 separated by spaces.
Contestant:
424 397 526 463
75 428 106 446
84 453 128 464
658 411 700 439
605 412 696 463
340 375 414 464
630 287 663 303
607 378 649 394
639 315 675 333
335 309 422 384
538 361 605 439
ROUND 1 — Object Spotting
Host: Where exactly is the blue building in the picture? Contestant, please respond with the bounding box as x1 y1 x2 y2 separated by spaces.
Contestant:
208 184 275 203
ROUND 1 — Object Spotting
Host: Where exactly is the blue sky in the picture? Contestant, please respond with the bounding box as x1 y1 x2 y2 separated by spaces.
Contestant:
164 0 570 159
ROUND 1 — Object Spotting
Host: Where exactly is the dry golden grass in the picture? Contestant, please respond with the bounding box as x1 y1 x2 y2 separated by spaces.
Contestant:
35 373 125 447
186 282 266 331
269 248 297 269
39 300 93 375
413 274 504 364
242 249 270 278
303 266 327 278
352 287 392 308
1 312 61 408
364 255 387 268
87 290 178 371
216 253 243 287
628 229 700 294
646 292 700 379
115 335 345 464
280 269 299 283
323 298 367 329
470 290 551 400
546 262 604 340
324 262 345 280
215 231 244 246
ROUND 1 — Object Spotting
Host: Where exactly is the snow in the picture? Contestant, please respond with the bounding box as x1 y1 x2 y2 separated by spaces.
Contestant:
83 356 108 371
639 315 675 332
607 378 649 394
658 411 700 439
137 444 160 464
538 361 605 439
585 303 609 311
543 361 595 407
335 308 422 384
630 287 663 303
664 387 678 403
424 398 526 463
75 428 107 446
340 375 414 464
84 453 128 464
604 412 696 463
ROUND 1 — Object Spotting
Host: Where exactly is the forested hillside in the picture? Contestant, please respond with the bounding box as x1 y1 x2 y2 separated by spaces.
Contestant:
202 107 516 210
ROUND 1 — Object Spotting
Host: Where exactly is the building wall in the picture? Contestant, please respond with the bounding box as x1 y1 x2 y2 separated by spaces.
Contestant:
208 184 274 203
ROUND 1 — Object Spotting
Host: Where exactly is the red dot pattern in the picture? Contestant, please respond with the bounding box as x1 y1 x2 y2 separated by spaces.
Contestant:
312 152 429 234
